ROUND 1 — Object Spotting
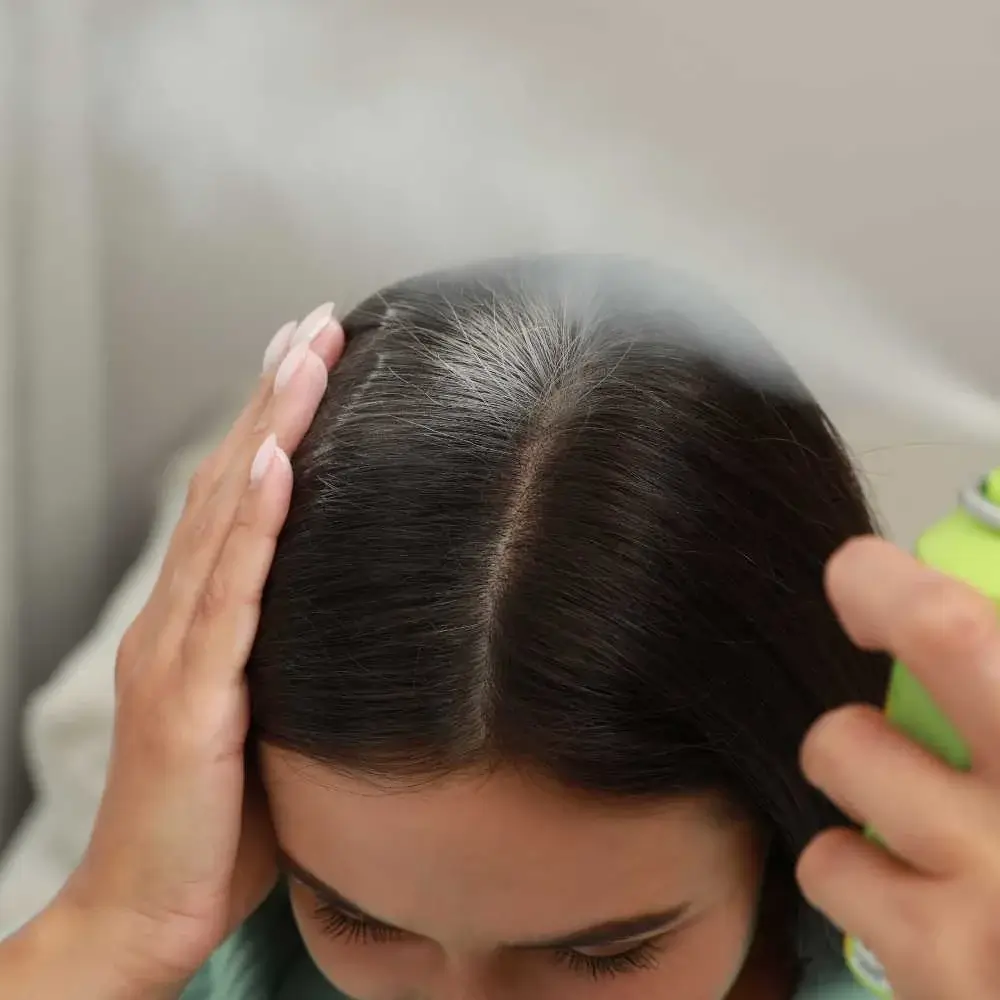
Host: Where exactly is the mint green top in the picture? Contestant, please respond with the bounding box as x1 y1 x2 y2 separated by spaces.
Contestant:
179 886 870 999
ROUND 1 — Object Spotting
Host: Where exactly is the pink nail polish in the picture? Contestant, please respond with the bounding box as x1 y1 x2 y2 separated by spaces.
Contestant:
250 434 277 485
292 302 335 347
274 341 310 392
262 321 296 374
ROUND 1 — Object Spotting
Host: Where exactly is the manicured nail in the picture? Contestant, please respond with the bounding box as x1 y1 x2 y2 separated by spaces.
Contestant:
274 341 310 392
291 301 335 347
262 321 296 374
250 433 277 485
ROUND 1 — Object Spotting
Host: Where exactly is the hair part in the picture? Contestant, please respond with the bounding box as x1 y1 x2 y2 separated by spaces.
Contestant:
248 254 888 866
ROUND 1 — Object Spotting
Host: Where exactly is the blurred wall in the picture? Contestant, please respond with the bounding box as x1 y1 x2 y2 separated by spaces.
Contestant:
2 0 108 835
98 0 1000 565
0 0 18 833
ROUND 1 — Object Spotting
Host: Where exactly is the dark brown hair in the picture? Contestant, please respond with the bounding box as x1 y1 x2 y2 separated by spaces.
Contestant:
249 254 887 868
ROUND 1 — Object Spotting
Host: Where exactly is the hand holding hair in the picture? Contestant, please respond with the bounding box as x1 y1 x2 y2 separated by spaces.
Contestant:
0 304 345 999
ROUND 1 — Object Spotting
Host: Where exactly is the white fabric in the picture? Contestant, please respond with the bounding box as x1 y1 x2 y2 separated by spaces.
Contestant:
0 426 223 939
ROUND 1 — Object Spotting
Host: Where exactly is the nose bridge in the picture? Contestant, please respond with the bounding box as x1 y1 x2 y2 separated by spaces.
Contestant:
427 952 498 1000
436 970 490 1000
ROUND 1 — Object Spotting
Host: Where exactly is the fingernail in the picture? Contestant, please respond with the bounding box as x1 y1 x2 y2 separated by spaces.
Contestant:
250 433 277 485
262 321 296 374
291 301 335 348
274 341 310 392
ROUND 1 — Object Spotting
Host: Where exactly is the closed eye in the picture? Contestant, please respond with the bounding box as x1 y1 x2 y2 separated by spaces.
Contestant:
554 937 665 978
312 898 406 945
282 849 684 984
310 893 669 981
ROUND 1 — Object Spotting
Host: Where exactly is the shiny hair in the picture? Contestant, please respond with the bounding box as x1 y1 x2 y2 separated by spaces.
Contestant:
249 254 887 865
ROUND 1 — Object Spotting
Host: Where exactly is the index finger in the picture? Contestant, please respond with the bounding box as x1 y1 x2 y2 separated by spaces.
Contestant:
144 307 343 629
200 303 338 496
825 536 1000 775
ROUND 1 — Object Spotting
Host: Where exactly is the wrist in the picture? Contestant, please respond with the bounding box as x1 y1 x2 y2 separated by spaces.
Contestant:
8 898 185 1000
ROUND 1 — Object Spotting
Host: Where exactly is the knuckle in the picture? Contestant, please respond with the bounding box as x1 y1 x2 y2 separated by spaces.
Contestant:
196 570 231 622
903 578 996 660
186 504 215 548
251 407 273 435
186 456 216 506
231 493 259 539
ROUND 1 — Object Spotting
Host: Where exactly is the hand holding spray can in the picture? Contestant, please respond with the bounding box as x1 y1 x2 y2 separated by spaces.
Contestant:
844 468 1000 996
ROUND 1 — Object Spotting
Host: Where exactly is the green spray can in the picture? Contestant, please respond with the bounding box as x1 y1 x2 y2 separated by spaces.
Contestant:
844 468 1000 996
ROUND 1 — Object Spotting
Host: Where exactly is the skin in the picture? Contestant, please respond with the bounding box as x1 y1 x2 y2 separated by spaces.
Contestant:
1 307 1000 999
261 757 776 1000
798 542 1000 999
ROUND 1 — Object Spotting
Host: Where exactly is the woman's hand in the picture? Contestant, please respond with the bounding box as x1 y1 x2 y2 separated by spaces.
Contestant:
798 536 1000 1000
4 304 344 999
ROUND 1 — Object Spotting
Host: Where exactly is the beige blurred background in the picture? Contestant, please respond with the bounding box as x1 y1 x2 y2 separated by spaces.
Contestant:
0 0 998 850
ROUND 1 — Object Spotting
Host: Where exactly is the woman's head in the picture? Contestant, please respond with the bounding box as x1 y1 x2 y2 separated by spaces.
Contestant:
250 255 887 999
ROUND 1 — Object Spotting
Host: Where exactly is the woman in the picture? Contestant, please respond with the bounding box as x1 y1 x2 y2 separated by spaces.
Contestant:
3 256 999 1000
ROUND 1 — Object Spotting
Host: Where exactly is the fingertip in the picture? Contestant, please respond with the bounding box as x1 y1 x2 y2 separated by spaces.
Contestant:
312 319 346 370
795 826 858 903
824 536 889 599
299 347 331 399
800 704 881 787
799 707 843 790
824 537 927 648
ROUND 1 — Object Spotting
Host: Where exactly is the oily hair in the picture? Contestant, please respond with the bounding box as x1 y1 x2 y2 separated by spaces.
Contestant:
247 253 888 863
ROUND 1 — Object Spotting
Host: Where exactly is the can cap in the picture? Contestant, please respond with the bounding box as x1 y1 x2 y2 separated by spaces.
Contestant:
986 468 1000 507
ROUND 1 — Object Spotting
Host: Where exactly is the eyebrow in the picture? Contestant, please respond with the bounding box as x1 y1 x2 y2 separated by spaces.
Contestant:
277 849 690 950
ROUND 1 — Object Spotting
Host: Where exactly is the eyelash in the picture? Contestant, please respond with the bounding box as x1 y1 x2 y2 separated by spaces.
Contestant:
553 940 662 979
312 900 663 980
314 900 403 945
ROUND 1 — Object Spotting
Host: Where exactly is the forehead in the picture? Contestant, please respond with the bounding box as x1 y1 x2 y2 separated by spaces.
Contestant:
260 748 755 940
